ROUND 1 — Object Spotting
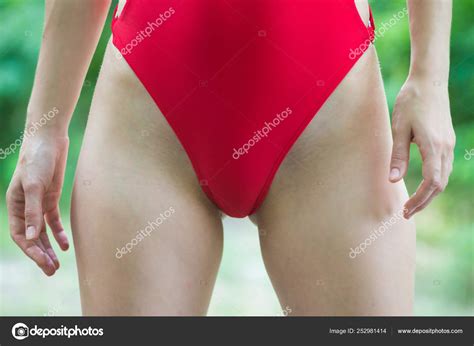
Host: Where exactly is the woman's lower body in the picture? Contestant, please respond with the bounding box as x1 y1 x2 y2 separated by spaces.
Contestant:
71 0 415 315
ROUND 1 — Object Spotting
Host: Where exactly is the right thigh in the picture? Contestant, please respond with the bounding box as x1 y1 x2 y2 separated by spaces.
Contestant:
71 40 223 316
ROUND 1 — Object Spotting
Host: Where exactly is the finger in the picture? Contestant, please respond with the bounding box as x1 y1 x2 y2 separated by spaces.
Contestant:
45 206 69 251
11 233 56 276
406 189 440 218
29 241 56 276
404 180 435 218
23 181 45 241
390 121 411 182
39 227 60 269
7 180 56 275
6 178 27 237
9 208 56 275
442 150 454 187
404 155 442 218
409 149 453 218
36 236 58 271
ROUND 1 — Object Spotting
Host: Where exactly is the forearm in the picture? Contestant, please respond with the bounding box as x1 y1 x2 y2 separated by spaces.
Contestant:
27 0 111 136
407 0 452 82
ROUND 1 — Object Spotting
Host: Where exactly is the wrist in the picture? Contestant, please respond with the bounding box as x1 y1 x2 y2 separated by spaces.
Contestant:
405 70 449 90
25 107 69 138
408 60 449 86
23 122 69 139
19 132 69 160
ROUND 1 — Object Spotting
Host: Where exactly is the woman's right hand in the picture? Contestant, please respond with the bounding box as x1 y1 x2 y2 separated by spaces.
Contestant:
6 134 70 276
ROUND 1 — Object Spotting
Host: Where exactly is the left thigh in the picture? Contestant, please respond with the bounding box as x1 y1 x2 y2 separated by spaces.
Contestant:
255 46 416 316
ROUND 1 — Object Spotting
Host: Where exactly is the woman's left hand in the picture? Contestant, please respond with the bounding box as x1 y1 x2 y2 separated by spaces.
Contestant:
389 76 456 219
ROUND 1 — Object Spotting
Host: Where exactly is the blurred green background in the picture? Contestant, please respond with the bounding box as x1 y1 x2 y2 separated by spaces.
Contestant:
0 0 472 316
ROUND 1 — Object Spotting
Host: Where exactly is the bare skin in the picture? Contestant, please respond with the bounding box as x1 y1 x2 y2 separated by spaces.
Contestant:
256 43 416 315
6 0 454 315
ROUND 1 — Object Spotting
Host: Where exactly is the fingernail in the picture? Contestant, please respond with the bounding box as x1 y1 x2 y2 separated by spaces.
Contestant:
26 226 36 240
58 230 69 250
389 168 400 181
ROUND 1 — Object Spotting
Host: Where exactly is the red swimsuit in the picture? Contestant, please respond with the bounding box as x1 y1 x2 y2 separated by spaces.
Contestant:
111 0 375 217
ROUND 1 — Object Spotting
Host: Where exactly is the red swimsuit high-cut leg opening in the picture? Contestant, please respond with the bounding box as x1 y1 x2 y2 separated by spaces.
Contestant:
111 0 375 217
